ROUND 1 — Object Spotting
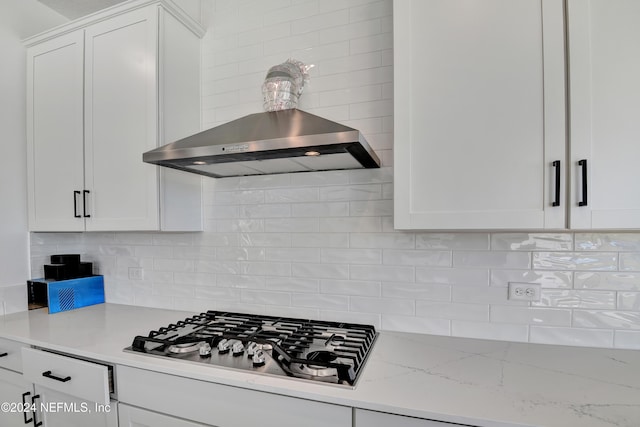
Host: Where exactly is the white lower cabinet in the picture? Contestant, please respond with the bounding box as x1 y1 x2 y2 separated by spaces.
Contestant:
119 403 208 427
355 409 475 427
117 365 352 427
21 347 116 426
33 385 117 427
0 368 34 427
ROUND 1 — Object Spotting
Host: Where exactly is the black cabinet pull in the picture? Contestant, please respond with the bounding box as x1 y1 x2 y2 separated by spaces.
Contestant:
0 352 7 357
552 160 561 207
73 191 81 218
42 370 71 383
31 394 42 427
578 159 588 206
22 391 33 424
83 190 91 218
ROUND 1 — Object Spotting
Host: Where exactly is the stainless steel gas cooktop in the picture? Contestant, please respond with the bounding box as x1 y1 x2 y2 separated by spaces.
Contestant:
125 311 377 387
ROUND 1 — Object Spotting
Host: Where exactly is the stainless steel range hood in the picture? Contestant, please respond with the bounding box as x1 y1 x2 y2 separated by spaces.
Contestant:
143 109 380 178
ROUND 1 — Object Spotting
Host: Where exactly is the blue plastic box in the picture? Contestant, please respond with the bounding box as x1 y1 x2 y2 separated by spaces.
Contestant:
27 276 105 314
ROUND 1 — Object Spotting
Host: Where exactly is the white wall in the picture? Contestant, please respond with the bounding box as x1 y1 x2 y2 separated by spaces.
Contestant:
30 0 640 350
0 1 67 313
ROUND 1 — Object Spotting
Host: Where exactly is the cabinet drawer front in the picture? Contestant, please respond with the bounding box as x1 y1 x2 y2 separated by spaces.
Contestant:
355 409 473 427
118 366 351 427
22 348 109 405
0 338 28 372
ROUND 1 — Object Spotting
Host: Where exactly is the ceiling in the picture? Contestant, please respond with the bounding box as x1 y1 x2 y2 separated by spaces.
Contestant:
38 0 126 19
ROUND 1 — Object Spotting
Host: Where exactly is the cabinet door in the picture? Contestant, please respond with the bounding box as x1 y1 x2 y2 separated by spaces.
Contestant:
26 31 85 232
84 5 160 231
355 409 475 426
568 0 640 229
119 403 208 427
33 385 117 427
0 369 34 427
394 0 566 229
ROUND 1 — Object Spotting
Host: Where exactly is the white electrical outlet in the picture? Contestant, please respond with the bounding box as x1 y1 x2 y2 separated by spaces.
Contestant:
508 282 542 301
128 267 144 280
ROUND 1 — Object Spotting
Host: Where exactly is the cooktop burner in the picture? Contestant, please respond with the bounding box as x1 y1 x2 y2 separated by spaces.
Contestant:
125 311 377 387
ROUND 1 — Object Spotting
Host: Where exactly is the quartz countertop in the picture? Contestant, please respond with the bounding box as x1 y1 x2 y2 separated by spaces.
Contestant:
0 304 638 427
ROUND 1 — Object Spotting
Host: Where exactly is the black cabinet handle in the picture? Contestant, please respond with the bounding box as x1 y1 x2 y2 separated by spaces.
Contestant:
578 159 588 206
83 190 91 218
73 191 81 218
42 370 71 382
552 160 561 207
22 391 33 424
0 352 7 357
31 394 42 427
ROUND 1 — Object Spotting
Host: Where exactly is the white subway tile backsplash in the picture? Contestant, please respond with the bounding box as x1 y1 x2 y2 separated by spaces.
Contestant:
490 306 571 327
266 277 319 293
382 282 450 301
614 330 640 350
320 279 380 296
350 264 413 282
416 267 488 286
534 290 616 309
383 250 451 267
453 251 531 269
350 296 414 315
27 0 640 351
416 233 490 250
291 233 349 248
533 252 617 271
349 200 393 217
573 310 640 330
265 218 318 232
451 321 529 343
241 289 291 306
292 293 349 310
575 233 640 251
416 302 488 322
291 202 349 217
620 253 640 271
490 269 572 288
215 247 265 261
530 326 614 348
490 233 573 251
618 292 640 310
350 232 414 249
321 248 381 264
575 272 640 291
265 248 320 262
292 263 349 279
318 216 381 232
382 315 450 335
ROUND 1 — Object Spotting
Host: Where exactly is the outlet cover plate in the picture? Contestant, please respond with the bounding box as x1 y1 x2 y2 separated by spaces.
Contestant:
508 282 542 302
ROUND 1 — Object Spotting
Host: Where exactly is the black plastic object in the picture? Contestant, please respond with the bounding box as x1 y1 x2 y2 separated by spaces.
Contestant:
79 262 94 277
552 160 561 207
44 264 69 281
42 370 71 382
50 254 81 265
578 159 588 206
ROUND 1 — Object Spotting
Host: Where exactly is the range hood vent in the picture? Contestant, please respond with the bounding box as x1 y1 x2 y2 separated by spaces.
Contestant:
143 108 380 178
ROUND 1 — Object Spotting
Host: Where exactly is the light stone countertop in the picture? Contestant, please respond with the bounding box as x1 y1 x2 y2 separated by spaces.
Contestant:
0 304 638 427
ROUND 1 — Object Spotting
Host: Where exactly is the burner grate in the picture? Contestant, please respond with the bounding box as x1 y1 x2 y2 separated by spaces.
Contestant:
129 310 377 386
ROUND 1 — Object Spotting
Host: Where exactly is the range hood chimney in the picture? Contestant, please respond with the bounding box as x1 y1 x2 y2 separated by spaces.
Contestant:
143 60 380 178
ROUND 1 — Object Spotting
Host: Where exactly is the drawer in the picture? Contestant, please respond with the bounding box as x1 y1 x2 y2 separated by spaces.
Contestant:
118 365 352 427
22 347 110 405
0 337 28 372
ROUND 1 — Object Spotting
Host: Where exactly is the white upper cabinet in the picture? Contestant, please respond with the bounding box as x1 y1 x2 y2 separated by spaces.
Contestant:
26 31 85 232
25 1 204 232
567 0 640 229
394 0 566 230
